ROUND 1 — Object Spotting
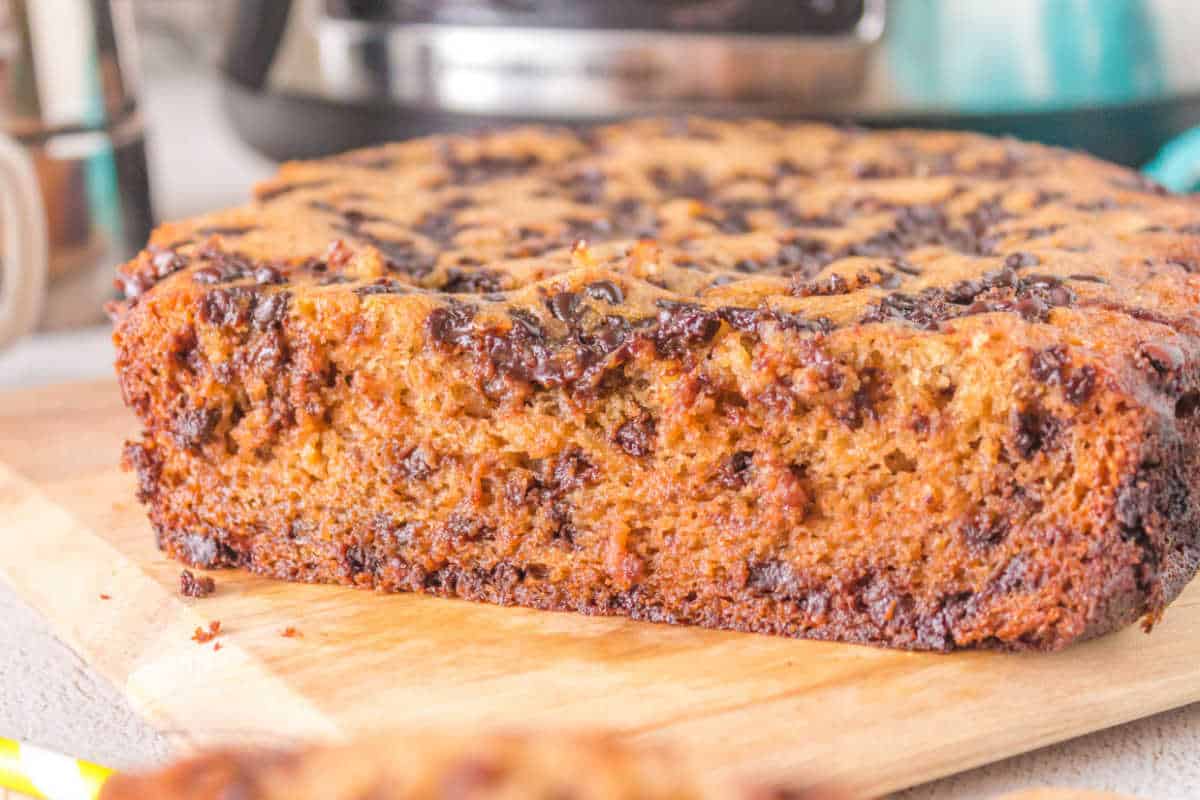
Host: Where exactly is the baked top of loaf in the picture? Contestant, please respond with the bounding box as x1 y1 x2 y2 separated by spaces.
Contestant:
115 118 1200 411
113 119 1200 651
117 116 1200 334
98 733 839 800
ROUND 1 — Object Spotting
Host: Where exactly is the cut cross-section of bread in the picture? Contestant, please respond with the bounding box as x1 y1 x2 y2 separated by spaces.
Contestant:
113 119 1200 651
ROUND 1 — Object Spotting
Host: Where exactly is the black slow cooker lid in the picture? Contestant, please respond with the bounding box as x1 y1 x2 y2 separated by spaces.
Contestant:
322 0 867 34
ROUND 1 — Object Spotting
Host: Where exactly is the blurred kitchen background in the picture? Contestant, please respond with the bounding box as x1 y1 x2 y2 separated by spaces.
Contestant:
3 0 1200 386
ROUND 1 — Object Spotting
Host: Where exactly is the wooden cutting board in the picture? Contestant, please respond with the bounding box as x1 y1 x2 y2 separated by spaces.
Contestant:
1 380 1197 798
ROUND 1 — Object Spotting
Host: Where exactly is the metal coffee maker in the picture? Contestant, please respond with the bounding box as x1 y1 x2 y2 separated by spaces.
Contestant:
0 0 153 344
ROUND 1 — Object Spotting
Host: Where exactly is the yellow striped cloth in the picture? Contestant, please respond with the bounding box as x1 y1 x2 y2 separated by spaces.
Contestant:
0 739 110 800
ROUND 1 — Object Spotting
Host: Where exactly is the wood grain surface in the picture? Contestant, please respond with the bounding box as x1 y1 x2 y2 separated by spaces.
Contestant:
0 380 1193 798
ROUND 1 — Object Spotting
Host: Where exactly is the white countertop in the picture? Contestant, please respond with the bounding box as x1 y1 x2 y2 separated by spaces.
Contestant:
1 56 1197 800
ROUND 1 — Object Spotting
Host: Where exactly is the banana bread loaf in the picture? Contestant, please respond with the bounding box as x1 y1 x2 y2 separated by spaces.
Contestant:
113 118 1200 651
98 733 838 800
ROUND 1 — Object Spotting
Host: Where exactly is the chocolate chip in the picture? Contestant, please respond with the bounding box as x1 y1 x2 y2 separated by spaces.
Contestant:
1078 198 1122 212
172 407 221 449
699 203 754 234
765 238 832 276
191 266 225 285
861 289 956 331
116 271 153 299
1030 346 1068 385
791 273 849 297
252 292 290 330
547 291 583 324
613 413 656 457
548 502 578 548
746 559 805 598
865 270 1075 330
852 162 900 180
1008 296 1052 322
1013 405 1063 459
179 569 215 598
427 303 477 349
647 166 710 198
441 268 504 294
355 278 411 296
870 269 899 289
780 310 835 335
582 315 634 357
441 297 637 395
566 167 607 204
507 308 545 338
713 306 757 333
1064 365 1097 405
193 248 258 285
960 511 1010 552
440 514 494 544
717 450 754 488
366 235 436 276
607 196 659 238
253 265 284 285
481 311 562 388
372 517 415 549
773 158 808 178
341 543 379 577
652 300 720 357
1176 391 1200 419
1033 190 1068 206
786 212 843 229
392 444 433 482
123 246 190 296
1004 251 1039 269
413 209 460 244
835 367 886 430
584 280 623 305
1023 223 1066 239
550 449 597 494
441 149 541 185
200 288 254 327
329 209 436 276
122 441 162 502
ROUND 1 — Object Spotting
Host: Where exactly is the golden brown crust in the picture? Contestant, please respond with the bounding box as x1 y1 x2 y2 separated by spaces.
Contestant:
114 118 1200 651
98 733 839 800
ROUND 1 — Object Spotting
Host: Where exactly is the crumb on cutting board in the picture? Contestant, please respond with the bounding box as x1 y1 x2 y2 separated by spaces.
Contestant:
192 620 221 644
180 569 216 598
